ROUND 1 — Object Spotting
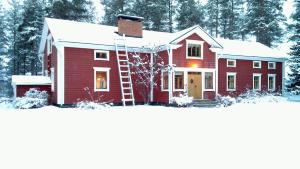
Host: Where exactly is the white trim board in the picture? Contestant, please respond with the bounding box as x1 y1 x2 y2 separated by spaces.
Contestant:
219 54 286 62
93 67 111 92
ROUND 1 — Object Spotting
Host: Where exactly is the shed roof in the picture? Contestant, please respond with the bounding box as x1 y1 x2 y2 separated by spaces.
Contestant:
12 75 51 85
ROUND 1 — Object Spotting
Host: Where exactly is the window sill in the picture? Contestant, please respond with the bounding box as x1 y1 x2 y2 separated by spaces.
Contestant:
204 89 215 92
226 89 236 92
94 58 109 61
94 89 109 92
186 56 203 60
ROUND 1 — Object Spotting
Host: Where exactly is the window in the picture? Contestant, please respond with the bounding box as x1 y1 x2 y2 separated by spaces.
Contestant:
174 71 184 90
205 72 214 90
253 61 261 68
268 74 276 91
47 35 52 55
161 70 169 91
50 68 54 92
94 50 109 61
186 40 204 59
227 73 236 91
227 59 236 67
94 67 110 91
268 62 276 69
253 74 261 91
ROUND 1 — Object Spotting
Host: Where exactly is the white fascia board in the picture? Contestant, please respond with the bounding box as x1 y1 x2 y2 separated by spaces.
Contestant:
56 43 65 105
170 26 223 49
38 20 49 54
219 54 286 62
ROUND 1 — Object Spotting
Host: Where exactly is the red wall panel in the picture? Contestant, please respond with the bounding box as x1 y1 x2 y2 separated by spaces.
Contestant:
218 58 282 96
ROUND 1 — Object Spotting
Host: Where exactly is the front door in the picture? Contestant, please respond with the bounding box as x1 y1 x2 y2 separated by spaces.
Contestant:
188 72 202 99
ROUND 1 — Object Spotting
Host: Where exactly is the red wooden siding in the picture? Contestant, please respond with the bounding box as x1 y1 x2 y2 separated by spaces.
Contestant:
173 33 216 69
218 58 282 96
16 85 51 97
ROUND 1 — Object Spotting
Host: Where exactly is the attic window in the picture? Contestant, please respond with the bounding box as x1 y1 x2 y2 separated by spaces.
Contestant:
94 50 109 61
253 61 261 68
186 40 204 59
268 62 276 69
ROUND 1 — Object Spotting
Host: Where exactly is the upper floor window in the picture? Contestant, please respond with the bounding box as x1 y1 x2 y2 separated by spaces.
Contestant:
94 50 109 61
227 59 236 67
253 61 261 68
186 40 204 59
268 62 276 69
47 35 52 55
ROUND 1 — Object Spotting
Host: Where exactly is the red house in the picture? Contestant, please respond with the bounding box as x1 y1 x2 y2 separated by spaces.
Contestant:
12 15 287 106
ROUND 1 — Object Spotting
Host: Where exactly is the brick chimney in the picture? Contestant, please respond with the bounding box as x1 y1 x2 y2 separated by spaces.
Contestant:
117 14 143 38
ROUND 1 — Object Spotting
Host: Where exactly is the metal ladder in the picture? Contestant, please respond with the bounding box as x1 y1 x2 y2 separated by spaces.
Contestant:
114 35 135 106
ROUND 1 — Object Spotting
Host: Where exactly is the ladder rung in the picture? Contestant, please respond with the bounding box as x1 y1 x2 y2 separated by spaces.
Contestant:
118 54 127 56
119 59 128 62
123 87 131 90
120 71 128 73
123 99 134 102
120 65 129 67
122 82 130 84
124 93 132 95
121 76 129 78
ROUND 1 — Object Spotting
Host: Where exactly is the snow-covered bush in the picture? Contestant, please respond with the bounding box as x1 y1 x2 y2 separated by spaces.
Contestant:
216 94 236 107
0 97 13 109
236 90 285 104
76 100 112 110
13 88 48 109
171 93 193 107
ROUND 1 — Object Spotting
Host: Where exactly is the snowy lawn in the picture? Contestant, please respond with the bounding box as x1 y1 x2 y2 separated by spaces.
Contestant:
1 101 300 169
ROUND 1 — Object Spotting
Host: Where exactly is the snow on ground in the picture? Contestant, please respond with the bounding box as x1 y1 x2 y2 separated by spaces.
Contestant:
0 99 300 169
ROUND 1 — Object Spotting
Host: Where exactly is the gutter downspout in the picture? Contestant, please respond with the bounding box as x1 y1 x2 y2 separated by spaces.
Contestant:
150 52 154 102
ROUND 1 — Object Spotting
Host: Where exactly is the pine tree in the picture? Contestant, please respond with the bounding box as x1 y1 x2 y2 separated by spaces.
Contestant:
7 0 23 75
219 0 245 39
148 0 169 31
288 0 300 94
17 0 45 75
245 0 286 47
176 0 206 30
0 2 9 96
51 0 96 22
131 0 151 29
102 0 133 26
206 0 221 37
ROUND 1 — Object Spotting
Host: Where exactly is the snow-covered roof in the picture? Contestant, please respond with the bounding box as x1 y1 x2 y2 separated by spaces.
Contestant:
39 18 222 53
216 38 287 60
11 75 51 85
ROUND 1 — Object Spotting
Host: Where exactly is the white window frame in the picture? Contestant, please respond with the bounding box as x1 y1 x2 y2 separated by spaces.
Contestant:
173 71 185 91
268 74 276 91
93 67 111 92
226 72 236 91
268 62 276 69
47 34 52 56
94 50 110 61
161 70 169 91
253 73 262 91
186 39 204 59
204 71 215 91
50 67 54 92
253 61 261 68
227 59 236 67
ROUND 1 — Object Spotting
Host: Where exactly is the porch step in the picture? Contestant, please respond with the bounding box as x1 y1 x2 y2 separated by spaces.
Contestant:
192 100 218 108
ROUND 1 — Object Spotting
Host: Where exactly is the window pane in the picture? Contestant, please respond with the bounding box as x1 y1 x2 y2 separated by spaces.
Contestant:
96 52 107 59
163 71 168 90
205 72 213 89
228 75 235 90
254 76 260 89
188 44 201 57
269 76 275 90
175 72 184 89
228 60 235 66
96 71 107 89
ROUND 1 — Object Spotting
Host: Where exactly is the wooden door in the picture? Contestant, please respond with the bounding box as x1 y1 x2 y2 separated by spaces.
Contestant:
188 72 202 99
